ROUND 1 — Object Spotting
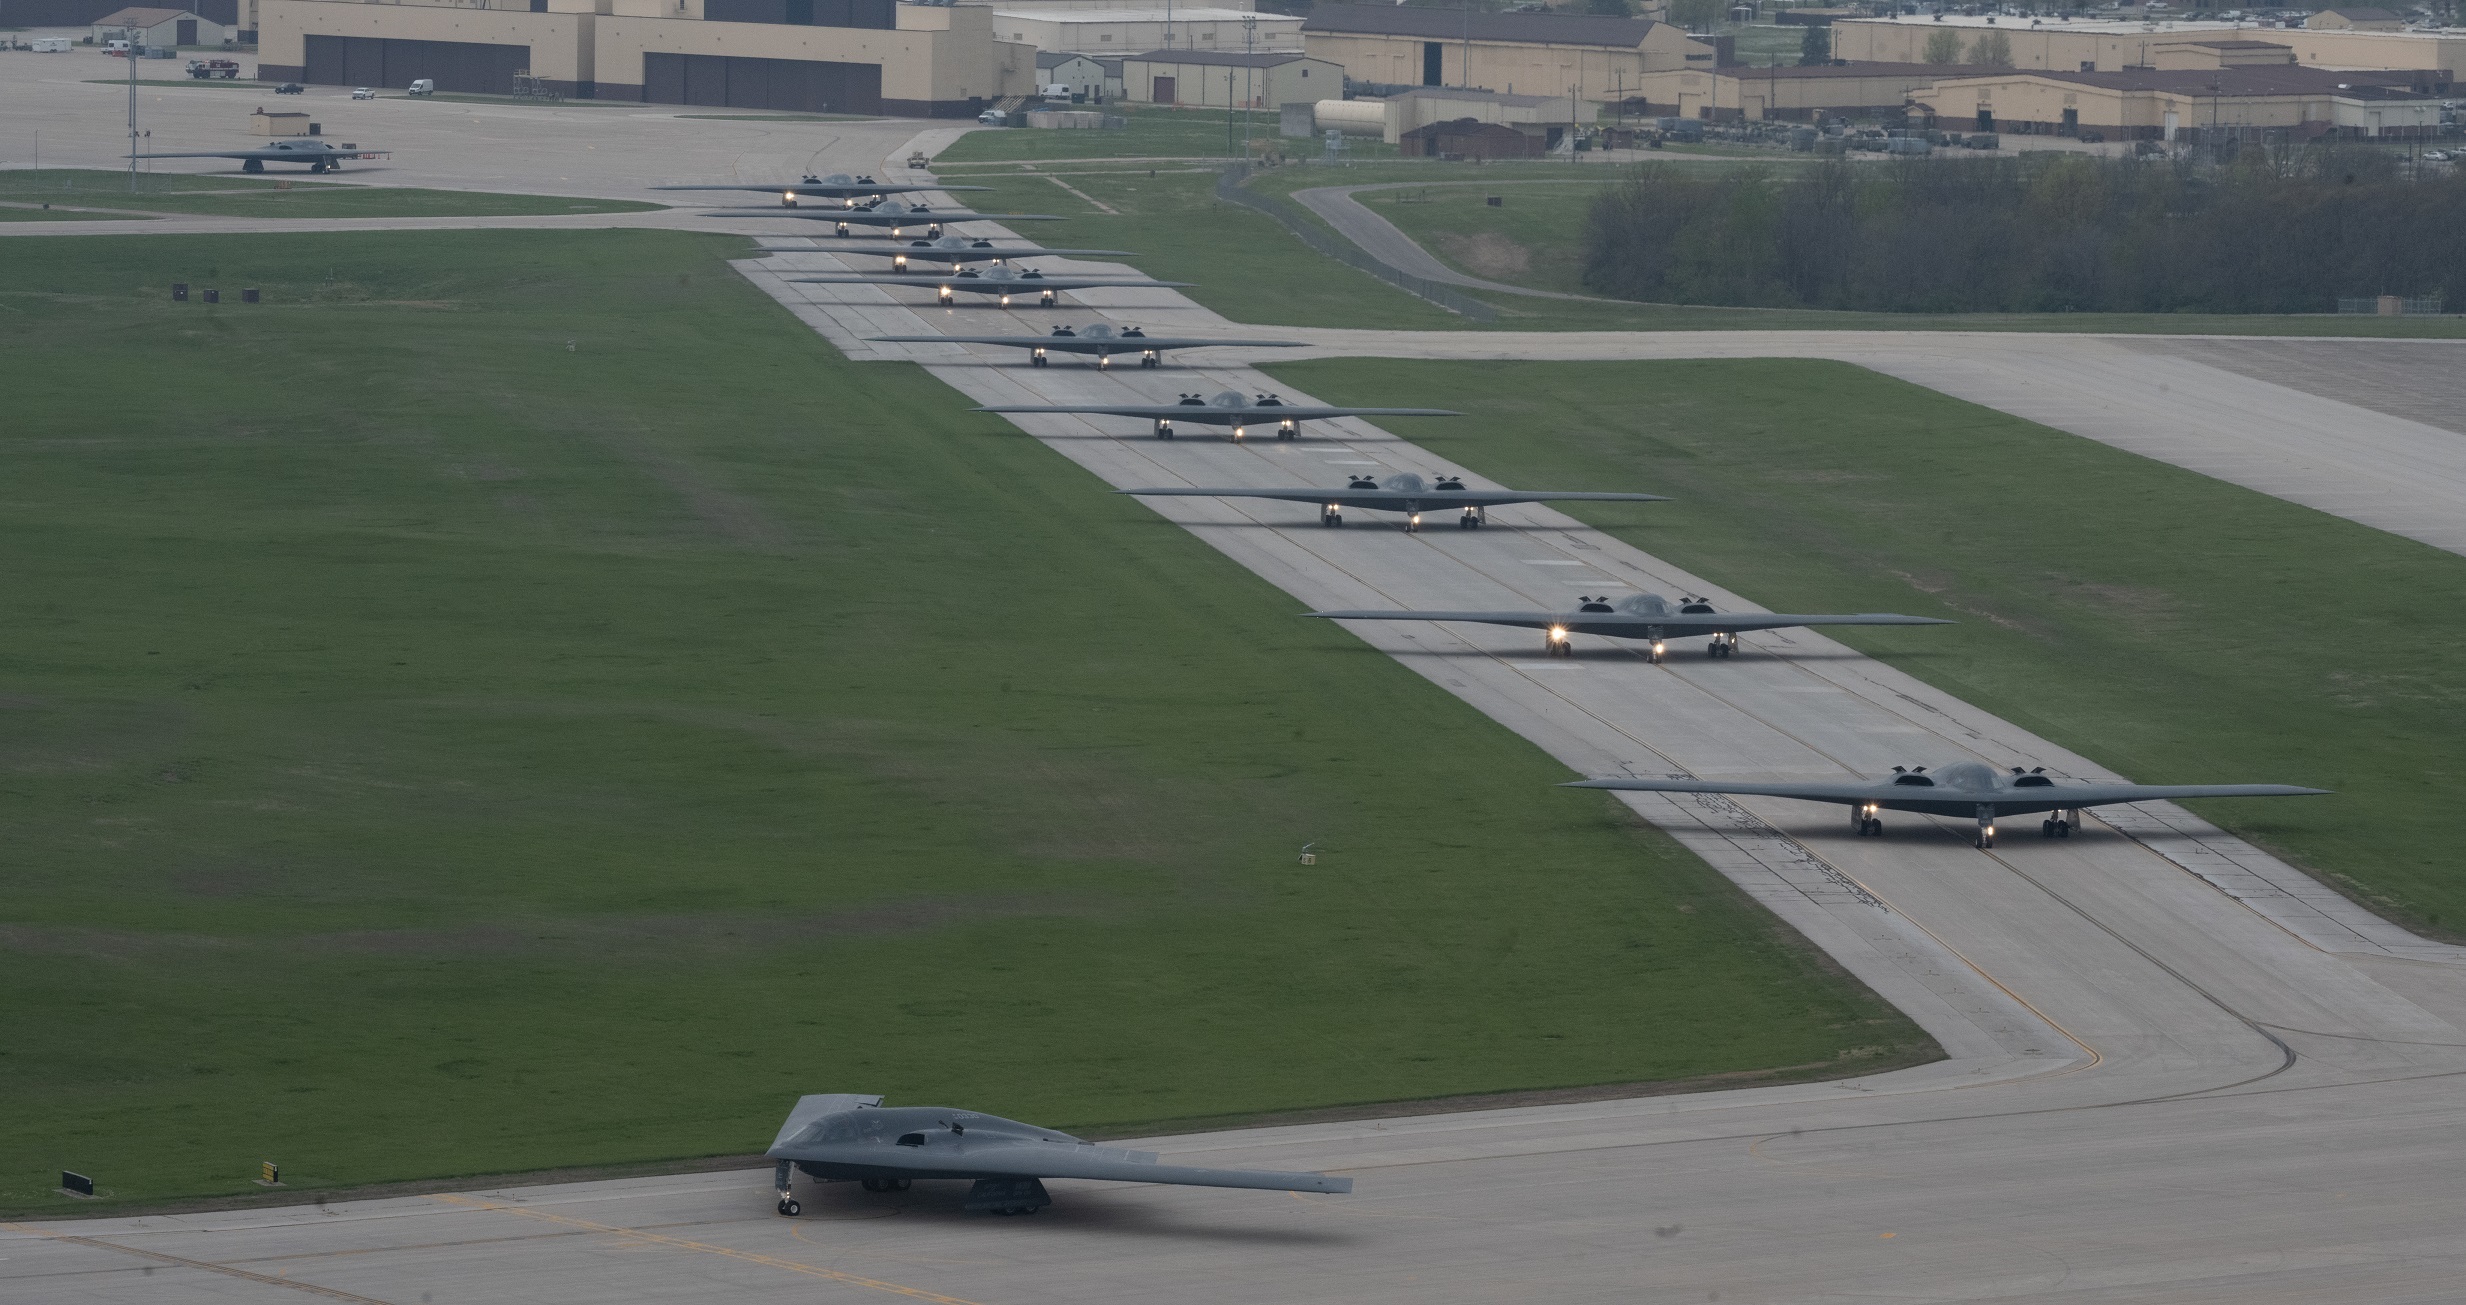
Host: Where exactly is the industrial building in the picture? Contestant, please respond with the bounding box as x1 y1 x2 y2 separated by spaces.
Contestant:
1631 61 1975 121
1378 86 1594 144
1119 48 1338 107
92 4 226 47
1301 3 1720 102
257 0 1035 114
1832 14 2466 81
1036 50 1120 100
1910 64 2443 139
990 6 1298 55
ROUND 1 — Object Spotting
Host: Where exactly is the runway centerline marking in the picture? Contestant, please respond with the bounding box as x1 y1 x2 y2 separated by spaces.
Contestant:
427 1194 991 1305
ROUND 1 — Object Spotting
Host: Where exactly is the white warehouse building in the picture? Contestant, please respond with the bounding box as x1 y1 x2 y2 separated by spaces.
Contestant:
990 7 1300 55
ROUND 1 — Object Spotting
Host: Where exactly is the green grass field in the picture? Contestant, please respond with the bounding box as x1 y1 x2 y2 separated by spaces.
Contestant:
0 170 659 218
0 231 1929 1214
943 165 2466 336
930 105 1289 164
1263 357 2466 936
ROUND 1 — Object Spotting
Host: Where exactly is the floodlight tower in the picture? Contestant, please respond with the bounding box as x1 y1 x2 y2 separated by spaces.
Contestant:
127 33 140 193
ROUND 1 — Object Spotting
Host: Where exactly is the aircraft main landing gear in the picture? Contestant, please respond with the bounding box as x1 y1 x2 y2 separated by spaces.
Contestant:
1852 804 1883 836
1707 632 1739 658
2041 808 2079 839
1154 419 1175 440
1141 351 1161 368
1322 507 1343 527
1459 506 1485 530
1039 292 1057 307
1031 351 1048 367
1545 627 1572 657
242 158 265 173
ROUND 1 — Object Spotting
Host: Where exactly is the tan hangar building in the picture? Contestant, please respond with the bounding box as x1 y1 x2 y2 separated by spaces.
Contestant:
1631 61 1983 121
258 0 1036 115
1833 14 2466 81
1911 64 2443 139
1301 2 1721 102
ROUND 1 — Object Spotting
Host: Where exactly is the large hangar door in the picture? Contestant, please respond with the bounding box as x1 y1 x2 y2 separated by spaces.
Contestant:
303 35 530 94
639 53 882 114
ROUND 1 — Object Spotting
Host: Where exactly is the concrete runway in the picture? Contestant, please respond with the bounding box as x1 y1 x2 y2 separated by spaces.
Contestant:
13 97 2466 1305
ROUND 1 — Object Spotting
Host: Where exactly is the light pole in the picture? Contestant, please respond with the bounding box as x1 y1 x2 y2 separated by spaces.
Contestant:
127 30 140 192
1242 14 1257 157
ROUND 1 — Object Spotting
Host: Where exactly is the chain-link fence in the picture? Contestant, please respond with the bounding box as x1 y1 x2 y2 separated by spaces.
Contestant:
1214 164 1499 322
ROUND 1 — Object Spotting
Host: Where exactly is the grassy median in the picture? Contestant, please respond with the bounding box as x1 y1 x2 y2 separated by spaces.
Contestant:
0 169 659 219
0 230 1928 1213
943 165 2466 336
1268 356 2466 935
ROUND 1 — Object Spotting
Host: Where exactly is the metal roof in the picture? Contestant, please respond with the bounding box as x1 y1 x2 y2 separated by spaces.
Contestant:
1302 3 1661 50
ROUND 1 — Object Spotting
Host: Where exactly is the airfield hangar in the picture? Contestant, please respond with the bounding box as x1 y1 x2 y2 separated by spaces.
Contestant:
256 0 1037 115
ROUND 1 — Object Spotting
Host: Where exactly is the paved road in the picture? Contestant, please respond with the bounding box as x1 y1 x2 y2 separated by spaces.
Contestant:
1288 180 1615 301
18 125 2466 1304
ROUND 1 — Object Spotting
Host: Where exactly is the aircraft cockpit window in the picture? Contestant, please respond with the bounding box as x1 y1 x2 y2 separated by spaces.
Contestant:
1618 594 1671 617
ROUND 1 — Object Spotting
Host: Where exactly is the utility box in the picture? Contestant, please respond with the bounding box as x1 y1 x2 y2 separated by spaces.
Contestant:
250 110 311 136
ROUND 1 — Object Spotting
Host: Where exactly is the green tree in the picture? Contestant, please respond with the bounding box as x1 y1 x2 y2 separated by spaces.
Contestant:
1668 0 1723 32
1923 27 1965 63
1799 21 1832 64
1968 29 2014 67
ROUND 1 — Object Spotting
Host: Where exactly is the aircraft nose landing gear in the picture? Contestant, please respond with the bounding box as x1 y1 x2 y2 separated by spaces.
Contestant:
1852 804 1883 836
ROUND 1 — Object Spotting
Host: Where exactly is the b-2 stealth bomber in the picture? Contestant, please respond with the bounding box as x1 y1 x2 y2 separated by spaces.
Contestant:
766 1094 1353 1216
657 173 988 207
128 138 387 173
790 264 1191 308
976 388 1461 440
707 199 1058 238
1312 590 1949 660
1121 472 1666 532
798 235 1139 272
1565 759 2328 847
867 323 1309 369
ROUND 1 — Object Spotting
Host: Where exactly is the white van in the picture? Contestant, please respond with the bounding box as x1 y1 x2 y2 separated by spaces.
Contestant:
407 78 435 96
31 36 71 52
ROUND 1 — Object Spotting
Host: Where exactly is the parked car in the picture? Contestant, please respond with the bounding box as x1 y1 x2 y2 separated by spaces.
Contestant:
2423 149 2454 162
2079 129 2107 143
351 86 375 99
976 108 1008 125
275 82 304 94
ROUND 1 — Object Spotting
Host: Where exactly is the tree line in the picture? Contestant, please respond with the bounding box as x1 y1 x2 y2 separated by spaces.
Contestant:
1580 150 2466 314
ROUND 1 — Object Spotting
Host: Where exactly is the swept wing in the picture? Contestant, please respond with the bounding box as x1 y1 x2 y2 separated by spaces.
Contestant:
1132 487 1668 510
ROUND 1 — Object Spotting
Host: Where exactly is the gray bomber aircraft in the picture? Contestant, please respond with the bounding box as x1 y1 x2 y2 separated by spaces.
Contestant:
706 200 1059 238
766 1094 1353 1216
1311 590 1950 661
790 264 1192 308
867 323 1309 369
128 138 387 173
807 235 1139 272
1565 759 2328 847
1121 472 1667 532
657 173 988 207
976 388 1462 440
